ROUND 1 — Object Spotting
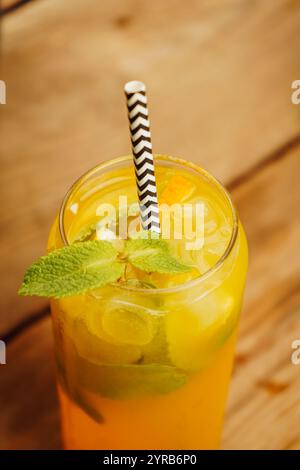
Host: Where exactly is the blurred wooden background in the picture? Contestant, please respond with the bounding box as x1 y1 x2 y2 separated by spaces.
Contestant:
1 0 300 450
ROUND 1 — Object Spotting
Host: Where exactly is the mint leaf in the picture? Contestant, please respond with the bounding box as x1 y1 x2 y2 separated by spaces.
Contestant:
56 352 104 423
19 233 191 298
18 240 124 298
125 237 191 274
76 358 187 399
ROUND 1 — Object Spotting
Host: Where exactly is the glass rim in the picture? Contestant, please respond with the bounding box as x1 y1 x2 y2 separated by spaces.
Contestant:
59 154 239 295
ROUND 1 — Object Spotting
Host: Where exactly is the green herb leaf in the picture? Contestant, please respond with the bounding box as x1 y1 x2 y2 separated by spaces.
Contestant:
56 352 104 423
125 237 191 274
18 240 124 298
76 358 187 399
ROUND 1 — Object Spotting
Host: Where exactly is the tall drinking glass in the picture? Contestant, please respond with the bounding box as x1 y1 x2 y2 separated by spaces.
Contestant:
48 155 248 449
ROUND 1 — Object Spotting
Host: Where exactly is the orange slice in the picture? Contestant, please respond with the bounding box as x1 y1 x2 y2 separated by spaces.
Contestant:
160 175 195 205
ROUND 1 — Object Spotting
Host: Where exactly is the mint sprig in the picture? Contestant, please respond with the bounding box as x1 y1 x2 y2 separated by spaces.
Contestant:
125 238 190 274
18 241 124 298
19 235 191 298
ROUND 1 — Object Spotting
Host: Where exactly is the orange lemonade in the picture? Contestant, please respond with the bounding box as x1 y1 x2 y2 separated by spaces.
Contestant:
48 155 248 449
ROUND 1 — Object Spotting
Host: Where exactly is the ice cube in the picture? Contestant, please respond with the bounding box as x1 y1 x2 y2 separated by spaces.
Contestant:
204 220 217 234
203 221 231 258
166 288 238 371
101 303 157 346
73 318 142 365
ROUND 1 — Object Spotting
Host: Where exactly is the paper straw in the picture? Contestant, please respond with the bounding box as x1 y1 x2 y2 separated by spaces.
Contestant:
124 81 160 234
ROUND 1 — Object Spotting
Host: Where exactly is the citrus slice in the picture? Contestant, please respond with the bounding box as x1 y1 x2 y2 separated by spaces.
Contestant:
160 175 195 205
73 318 142 365
102 307 156 346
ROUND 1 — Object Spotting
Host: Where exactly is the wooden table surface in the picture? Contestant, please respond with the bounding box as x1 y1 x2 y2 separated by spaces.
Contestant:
1 0 300 450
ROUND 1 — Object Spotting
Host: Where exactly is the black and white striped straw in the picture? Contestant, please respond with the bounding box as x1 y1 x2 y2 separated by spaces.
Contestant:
124 81 160 234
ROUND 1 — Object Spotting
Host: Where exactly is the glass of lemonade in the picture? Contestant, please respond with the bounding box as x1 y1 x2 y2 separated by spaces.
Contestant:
48 154 248 450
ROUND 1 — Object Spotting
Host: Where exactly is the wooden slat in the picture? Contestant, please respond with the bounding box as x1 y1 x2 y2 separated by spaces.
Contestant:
0 0 34 16
1 0 300 335
0 316 60 450
223 289 300 449
222 145 300 449
1 143 300 449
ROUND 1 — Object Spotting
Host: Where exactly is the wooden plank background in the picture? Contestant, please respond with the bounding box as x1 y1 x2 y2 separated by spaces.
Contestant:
1 0 300 449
